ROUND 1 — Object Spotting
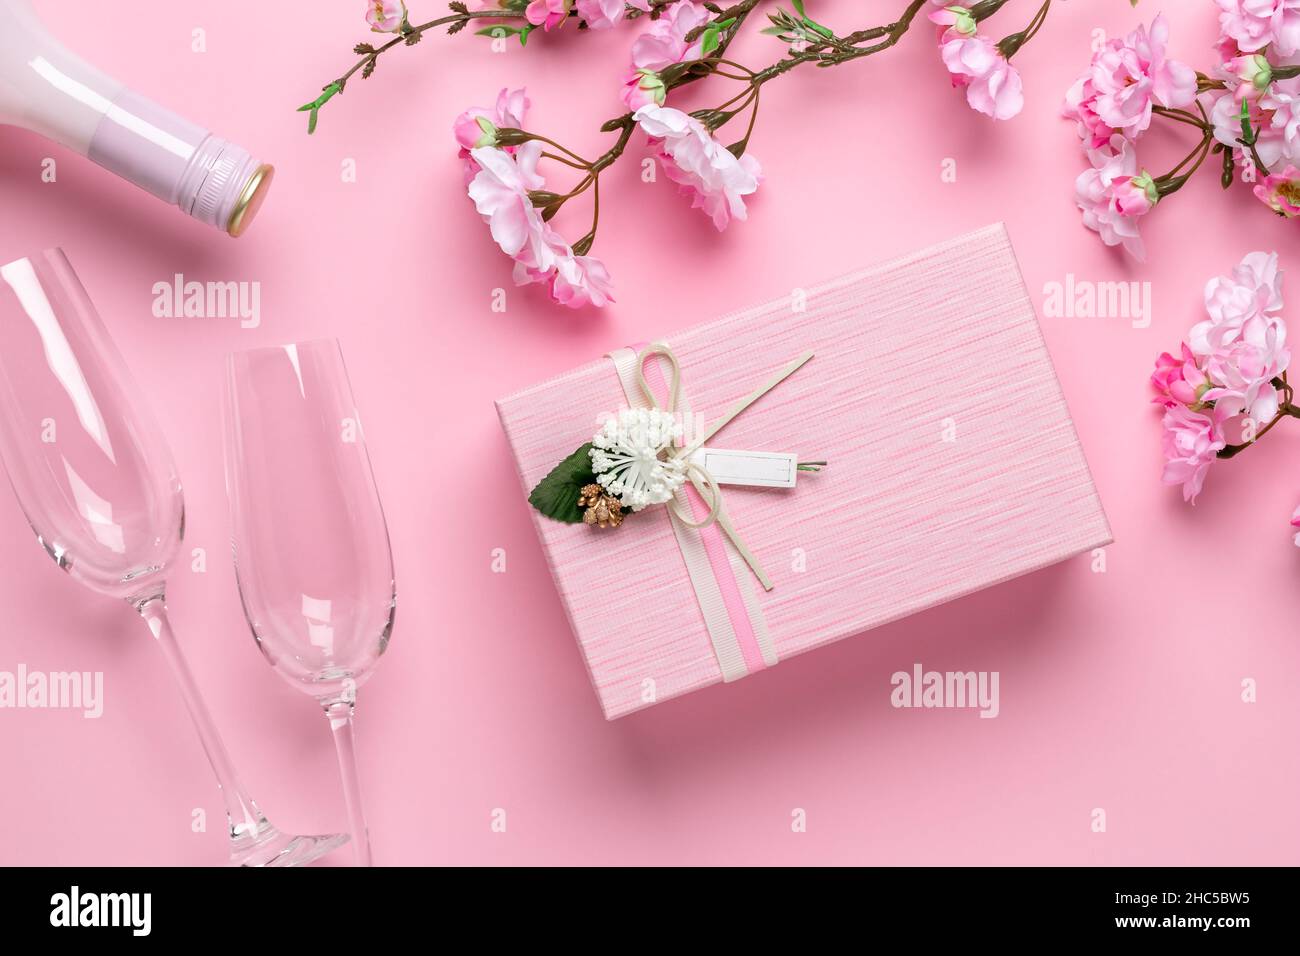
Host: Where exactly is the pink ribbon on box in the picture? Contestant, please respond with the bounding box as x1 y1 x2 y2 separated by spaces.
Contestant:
607 341 811 682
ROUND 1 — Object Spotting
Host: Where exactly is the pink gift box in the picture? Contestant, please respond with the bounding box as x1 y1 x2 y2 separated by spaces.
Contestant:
497 224 1112 719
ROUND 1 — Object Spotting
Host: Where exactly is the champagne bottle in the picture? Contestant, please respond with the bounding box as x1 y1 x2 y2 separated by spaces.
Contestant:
0 0 273 236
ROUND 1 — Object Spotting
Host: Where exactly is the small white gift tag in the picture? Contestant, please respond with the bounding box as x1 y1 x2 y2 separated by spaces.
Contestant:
689 447 802 488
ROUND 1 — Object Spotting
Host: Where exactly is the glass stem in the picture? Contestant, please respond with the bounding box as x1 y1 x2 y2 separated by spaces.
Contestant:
325 699 372 867
136 596 267 845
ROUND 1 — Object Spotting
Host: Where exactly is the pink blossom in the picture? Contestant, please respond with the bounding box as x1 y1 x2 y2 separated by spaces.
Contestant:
511 226 616 309
1067 15 1197 140
1261 79 1300 162
526 0 572 31
1152 344 1211 407
1255 164 1300 215
1209 72 1300 171
549 251 616 308
1201 326 1290 423
619 1 709 108
1194 251 1285 351
630 0 710 70
1074 136 1152 261
1217 0 1300 57
577 0 648 29
1189 252 1290 423
1161 403 1230 503
366 0 407 32
939 34 1024 120
1063 76 1116 152
634 105 761 230
1210 88 1291 169
454 88 530 184
466 144 614 309
467 143 554 274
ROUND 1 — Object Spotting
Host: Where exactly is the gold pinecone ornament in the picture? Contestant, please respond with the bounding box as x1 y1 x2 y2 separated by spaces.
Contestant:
578 483 625 528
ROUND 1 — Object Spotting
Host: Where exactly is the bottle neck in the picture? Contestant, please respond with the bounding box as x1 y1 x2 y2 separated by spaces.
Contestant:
0 0 271 235
86 88 267 234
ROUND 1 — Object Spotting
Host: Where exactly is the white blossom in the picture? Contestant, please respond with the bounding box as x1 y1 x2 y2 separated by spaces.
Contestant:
589 407 686 511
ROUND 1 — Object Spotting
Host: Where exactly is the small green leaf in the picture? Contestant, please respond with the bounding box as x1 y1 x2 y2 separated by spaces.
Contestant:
519 23 533 46
476 24 521 37
803 17 834 38
528 443 597 523
297 82 340 135
791 0 806 16
701 27 720 55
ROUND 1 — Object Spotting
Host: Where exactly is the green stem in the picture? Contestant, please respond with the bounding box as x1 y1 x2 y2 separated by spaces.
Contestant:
541 151 591 171
525 134 593 168
1153 105 1210 131
751 0 927 84
1156 132 1214 195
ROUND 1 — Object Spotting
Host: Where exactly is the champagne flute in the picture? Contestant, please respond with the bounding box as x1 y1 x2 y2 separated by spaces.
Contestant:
0 249 347 866
221 339 395 867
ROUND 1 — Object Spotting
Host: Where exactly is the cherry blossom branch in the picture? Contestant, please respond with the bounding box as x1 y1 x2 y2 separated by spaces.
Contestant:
298 7 529 132
497 0 941 254
299 1 695 133
330 0 1054 307
1152 251 1292 512
1068 12 1300 260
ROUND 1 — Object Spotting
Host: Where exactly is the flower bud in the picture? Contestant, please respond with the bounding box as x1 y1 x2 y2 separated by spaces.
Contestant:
1227 54 1272 98
454 113 499 150
622 69 667 111
935 5 978 37
1116 170 1159 216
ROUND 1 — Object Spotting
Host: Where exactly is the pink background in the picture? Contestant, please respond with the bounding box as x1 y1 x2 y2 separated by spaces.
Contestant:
0 0 1297 866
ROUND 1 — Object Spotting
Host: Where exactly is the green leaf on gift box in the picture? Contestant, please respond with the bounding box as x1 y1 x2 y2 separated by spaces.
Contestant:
528 443 596 523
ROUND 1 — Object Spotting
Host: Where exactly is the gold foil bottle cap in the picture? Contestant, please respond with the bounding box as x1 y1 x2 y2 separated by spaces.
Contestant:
227 164 275 238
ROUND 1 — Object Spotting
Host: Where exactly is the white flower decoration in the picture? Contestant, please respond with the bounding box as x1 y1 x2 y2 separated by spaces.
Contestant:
589 407 686 511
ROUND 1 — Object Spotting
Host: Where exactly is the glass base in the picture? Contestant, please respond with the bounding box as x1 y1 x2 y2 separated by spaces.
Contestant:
228 820 350 868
